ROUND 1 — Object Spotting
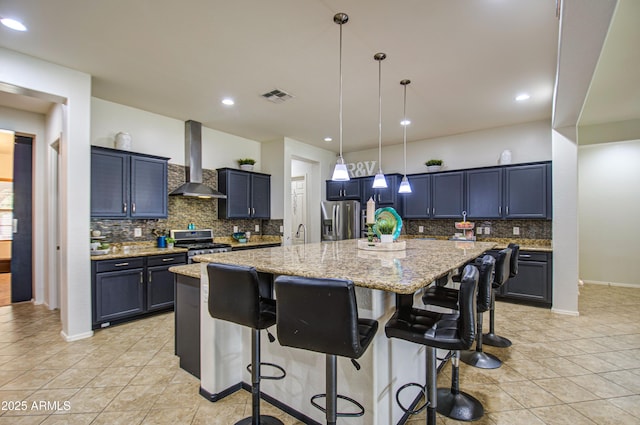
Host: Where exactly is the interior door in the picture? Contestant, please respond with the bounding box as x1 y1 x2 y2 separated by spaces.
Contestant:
11 135 33 302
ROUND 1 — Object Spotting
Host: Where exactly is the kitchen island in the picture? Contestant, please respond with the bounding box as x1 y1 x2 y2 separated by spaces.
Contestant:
193 239 495 425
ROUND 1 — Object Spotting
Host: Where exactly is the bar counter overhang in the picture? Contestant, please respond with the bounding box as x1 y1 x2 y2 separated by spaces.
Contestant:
193 239 496 425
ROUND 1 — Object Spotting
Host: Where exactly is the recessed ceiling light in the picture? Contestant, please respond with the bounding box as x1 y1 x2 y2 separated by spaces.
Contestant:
400 119 411 126
1 18 27 31
221 98 234 106
324 137 332 142
515 93 530 101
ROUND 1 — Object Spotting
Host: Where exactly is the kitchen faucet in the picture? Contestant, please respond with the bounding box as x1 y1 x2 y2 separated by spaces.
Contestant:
295 223 307 244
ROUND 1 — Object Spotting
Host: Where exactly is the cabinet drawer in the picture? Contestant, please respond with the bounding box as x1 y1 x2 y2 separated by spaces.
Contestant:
147 254 187 267
517 251 547 262
95 257 144 273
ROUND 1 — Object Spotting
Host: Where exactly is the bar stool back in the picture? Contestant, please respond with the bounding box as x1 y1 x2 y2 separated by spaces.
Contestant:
385 265 479 425
483 247 513 347
274 275 378 425
208 263 285 425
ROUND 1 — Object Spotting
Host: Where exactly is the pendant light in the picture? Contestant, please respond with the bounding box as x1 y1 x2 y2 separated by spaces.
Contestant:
372 52 388 189
331 13 350 181
398 79 412 193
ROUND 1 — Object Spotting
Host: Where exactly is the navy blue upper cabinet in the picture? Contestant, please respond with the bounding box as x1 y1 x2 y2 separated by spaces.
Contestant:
360 174 402 211
466 168 503 219
402 174 431 219
504 164 547 218
218 168 271 219
432 172 465 218
91 147 168 219
326 179 361 201
131 156 168 218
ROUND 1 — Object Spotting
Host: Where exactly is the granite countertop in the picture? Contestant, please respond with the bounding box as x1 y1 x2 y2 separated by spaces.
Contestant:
90 243 187 260
401 235 552 253
169 263 201 279
192 239 496 294
214 235 282 249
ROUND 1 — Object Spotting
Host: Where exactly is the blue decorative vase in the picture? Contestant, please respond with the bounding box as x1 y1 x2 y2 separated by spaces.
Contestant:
157 236 167 248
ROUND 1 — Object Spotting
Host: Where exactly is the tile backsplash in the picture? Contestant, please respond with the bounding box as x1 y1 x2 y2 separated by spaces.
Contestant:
90 164 283 243
404 218 551 240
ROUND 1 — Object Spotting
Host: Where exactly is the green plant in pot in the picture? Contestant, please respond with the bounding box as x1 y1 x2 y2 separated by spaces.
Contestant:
376 219 395 243
238 158 256 171
166 237 175 248
425 159 443 172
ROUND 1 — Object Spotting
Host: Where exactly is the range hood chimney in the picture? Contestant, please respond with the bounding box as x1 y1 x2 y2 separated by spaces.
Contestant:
169 120 226 198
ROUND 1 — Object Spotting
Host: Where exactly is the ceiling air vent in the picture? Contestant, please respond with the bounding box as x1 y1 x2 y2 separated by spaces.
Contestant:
261 89 294 103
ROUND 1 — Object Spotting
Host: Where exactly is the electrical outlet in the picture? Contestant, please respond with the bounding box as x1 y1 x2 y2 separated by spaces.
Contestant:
279 226 284 233
476 227 483 235
418 226 424 233
255 225 260 232
134 228 142 237
233 226 238 233
485 227 490 235
513 226 520 235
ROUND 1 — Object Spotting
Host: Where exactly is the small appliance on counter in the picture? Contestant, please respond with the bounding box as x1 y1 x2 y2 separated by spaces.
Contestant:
170 229 231 263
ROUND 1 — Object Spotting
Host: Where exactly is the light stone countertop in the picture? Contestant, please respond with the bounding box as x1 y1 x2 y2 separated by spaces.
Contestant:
214 235 282 249
90 245 188 260
169 263 201 279
192 239 496 294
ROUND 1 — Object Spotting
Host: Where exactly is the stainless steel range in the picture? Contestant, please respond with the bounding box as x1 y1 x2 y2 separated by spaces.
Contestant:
170 229 231 263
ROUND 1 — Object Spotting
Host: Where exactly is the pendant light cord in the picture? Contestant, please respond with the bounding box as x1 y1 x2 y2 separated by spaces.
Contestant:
403 83 407 175
377 56 383 173
338 19 344 162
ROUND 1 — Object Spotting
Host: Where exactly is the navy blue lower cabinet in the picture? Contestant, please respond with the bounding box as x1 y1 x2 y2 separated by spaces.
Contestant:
94 268 145 324
497 251 552 307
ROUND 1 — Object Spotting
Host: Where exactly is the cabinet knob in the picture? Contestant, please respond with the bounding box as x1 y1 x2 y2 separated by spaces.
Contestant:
132 203 136 213
123 202 127 213
148 271 152 283
506 206 509 215
499 206 502 215
115 262 129 267
140 272 144 284
162 258 174 262
252 207 255 215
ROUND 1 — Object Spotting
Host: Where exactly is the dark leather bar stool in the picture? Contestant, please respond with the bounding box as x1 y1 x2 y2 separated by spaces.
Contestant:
483 247 514 348
207 263 286 425
385 265 479 425
274 276 378 425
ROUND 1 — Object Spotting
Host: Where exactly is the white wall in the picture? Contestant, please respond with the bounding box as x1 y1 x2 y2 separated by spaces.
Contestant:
0 47 92 341
344 120 551 174
579 139 640 287
91 98 261 170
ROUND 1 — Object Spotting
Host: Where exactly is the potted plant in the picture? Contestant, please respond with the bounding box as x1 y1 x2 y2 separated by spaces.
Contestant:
425 159 443 172
238 158 256 171
166 237 175 249
377 219 395 243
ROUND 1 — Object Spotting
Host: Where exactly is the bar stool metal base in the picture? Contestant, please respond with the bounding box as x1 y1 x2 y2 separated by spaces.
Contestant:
235 416 284 425
482 332 512 348
436 388 484 422
460 350 502 369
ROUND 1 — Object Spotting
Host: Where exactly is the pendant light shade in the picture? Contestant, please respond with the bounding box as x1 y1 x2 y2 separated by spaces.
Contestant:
331 13 350 182
372 52 387 189
398 79 412 193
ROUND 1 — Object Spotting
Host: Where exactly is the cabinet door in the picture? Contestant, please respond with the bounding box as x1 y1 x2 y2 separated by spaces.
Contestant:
131 156 168 218
94 268 145 323
432 172 465 218
504 164 547 218
342 179 361 200
360 177 375 206
402 174 431 218
91 150 129 218
251 174 271 219
501 258 550 304
147 265 175 311
326 181 344 200
376 175 399 206
225 170 252 218
466 168 502 219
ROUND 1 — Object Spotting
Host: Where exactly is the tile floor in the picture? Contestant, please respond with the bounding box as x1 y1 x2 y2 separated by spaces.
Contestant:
0 283 638 424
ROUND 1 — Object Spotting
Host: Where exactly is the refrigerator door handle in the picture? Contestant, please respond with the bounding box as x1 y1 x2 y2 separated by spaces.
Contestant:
335 204 341 239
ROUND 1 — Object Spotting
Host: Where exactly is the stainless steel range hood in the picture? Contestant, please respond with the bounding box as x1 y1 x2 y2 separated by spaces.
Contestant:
169 120 226 198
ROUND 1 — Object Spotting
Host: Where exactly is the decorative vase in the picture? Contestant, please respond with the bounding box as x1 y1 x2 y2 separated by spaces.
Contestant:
380 234 394 243
240 164 254 171
115 132 132 150
427 165 442 172
157 236 167 248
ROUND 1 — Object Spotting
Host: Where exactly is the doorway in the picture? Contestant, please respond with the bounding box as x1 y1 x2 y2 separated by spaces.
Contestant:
291 176 307 245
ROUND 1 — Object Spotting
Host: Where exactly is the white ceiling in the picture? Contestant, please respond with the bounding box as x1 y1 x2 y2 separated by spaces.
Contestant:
0 0 635 152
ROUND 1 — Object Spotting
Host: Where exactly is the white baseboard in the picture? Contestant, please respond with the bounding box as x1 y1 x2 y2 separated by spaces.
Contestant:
583 280 640 288
60 330 93 342
551 308 580 316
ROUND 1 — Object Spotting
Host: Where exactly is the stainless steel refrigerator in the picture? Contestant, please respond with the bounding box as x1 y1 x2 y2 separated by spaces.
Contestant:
321 200 360 241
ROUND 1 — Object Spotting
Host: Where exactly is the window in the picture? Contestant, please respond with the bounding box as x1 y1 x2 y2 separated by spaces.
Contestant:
0 181 13 240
